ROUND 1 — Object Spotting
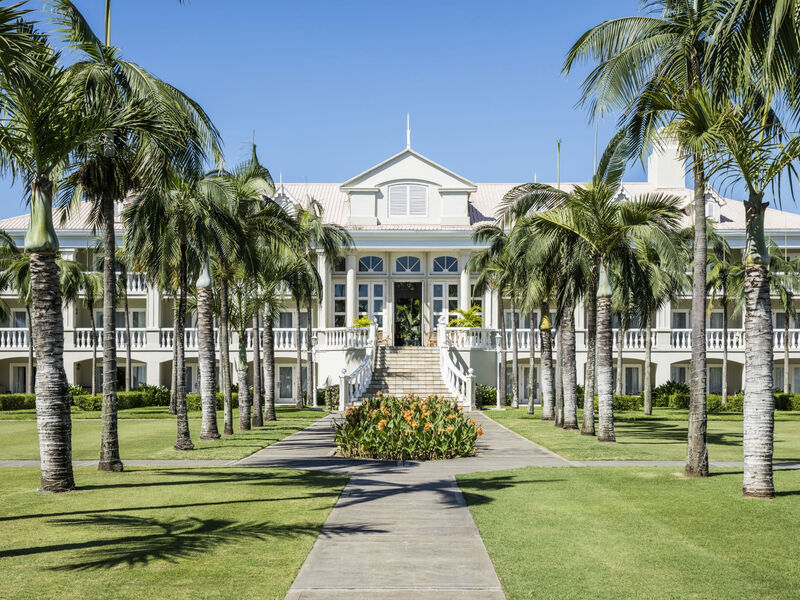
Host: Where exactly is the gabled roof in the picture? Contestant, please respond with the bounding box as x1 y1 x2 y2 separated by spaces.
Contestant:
340 148 476 190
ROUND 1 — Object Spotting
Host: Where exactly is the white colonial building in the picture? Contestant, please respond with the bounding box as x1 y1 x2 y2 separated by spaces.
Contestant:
2 139 800 406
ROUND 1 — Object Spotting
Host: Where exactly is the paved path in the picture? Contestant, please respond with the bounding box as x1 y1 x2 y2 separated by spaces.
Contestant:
236 412 569 600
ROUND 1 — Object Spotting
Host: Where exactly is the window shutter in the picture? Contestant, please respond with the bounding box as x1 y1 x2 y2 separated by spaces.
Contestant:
409 185 427 215
389 185 407 216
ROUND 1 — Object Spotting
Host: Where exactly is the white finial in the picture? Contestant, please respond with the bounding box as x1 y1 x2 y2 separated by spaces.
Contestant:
534 172 537 183
406 113 411 149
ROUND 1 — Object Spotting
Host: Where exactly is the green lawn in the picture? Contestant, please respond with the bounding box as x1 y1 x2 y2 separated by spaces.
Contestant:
0 407 326 461
458 467 800 600
0 467 347 600
485 408 800 462
0 405 324 420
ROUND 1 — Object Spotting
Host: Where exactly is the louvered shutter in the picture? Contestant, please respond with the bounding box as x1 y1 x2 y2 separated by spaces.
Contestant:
408 185 427 215
389 185 407 216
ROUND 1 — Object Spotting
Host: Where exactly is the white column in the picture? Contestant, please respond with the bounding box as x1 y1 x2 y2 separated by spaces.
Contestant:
61 248 76 337
459 252 471 312
345 253 356 327
318 252 330 329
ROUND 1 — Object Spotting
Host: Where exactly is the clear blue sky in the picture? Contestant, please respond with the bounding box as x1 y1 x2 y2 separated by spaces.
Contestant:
5 0 787 218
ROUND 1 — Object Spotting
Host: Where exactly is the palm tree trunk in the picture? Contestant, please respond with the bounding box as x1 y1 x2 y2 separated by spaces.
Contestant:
562 305 578 429
527 311 536 415
252 311 263 427
197 282 220 440
262 312 276 421
510 299 519 408
219 277 233 434
596 263 615 442
540 302 554 420
169 294 178 415
29 249 75 491
25 305 33 395
686 157 709 477
782 309 788 394
122 266 131 392
555 318 563 427
237 330 251 431
89 305 97 397
173 241 194 450
582 276 597 435
615 322 624 396
294 296 303 409
723 295 729 402
306 299 314 407
644 313 653 415
99 197 122 471
742 196 774 498
498 295 507 407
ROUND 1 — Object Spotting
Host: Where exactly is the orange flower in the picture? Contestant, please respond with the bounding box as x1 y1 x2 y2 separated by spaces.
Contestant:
378 419 388 431
477 425 484 436
424 422 432 431
437 428 444 435
446 425 454 432
404 429 411 436
470 418 477 426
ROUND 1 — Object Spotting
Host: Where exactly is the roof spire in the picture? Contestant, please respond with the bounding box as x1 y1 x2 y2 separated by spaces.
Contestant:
406 112 411 149
534 171 537 183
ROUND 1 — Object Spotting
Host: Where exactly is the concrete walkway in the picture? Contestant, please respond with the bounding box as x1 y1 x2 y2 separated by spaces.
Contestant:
237 413 570 599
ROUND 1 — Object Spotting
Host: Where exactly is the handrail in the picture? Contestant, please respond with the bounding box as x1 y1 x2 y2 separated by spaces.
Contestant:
438 317 476 410
338 318 378 410
0 327 28 349
75 327 147 349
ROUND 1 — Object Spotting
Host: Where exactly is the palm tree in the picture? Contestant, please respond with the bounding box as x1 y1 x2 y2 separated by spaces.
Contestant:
565 0 720 475
700 100 800 497
82 270 103 396
499 134 683 442
125 170 238 448
53 0 221 468
448 306 483 327
469 225 517 408
0 21 137 490
290 198 352 407
768 240 800 396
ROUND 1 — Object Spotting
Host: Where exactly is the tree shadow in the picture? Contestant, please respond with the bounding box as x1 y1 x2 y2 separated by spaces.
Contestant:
0 514 385 570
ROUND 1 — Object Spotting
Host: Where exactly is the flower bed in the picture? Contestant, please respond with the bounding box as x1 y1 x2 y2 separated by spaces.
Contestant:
335 394 482 460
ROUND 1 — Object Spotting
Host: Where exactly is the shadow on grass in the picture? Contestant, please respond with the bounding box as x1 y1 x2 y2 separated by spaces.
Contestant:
0 514 382 570
0 470 346 522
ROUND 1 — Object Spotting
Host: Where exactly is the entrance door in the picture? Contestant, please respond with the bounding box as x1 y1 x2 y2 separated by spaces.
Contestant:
393 282 422 346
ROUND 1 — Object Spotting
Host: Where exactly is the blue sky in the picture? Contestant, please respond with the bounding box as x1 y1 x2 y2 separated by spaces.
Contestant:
4 0 790 218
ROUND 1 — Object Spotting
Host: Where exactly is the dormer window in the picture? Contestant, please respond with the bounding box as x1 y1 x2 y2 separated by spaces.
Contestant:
389 183 427 217
706 200 719 222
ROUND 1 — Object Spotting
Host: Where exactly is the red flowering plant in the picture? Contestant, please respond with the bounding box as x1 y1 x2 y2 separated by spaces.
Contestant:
335 393 481 460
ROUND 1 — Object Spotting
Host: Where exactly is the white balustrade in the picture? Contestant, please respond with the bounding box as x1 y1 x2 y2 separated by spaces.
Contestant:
670 329 692 350
126 272 146 294
774 329 800 351
158 328 200 349
446 327 496 349
612 329 656 350
75 328 147 349
319 327 370 349
338 319 378 409
708 329 745 350
0 327 28 349
438 318 476 410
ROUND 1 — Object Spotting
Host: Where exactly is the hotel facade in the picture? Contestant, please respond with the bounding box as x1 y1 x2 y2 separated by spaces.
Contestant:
1 140 800 406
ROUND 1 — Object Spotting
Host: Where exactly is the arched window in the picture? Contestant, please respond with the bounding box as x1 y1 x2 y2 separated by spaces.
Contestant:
358 256 384 273
395 256 421 273
432 256 458 273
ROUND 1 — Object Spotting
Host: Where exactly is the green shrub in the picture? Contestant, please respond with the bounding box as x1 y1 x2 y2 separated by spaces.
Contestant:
653 381 689 407
668 392 691 409
67 384 85 398
335 394 480 460
476 385 497 407
137 384 171 406
773 393 800 411
317 386 339 411
185 392 239 411
72 394 102 411
592 394 643 411
0 394 36 410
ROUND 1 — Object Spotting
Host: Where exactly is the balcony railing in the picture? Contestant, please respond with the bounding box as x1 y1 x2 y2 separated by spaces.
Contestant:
75 328 147 349
0 327 28 349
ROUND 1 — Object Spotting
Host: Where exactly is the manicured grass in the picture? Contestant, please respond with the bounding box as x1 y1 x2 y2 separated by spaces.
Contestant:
485 408 800 462
0 467 347 600
458 466 800 600
0 408 326 461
